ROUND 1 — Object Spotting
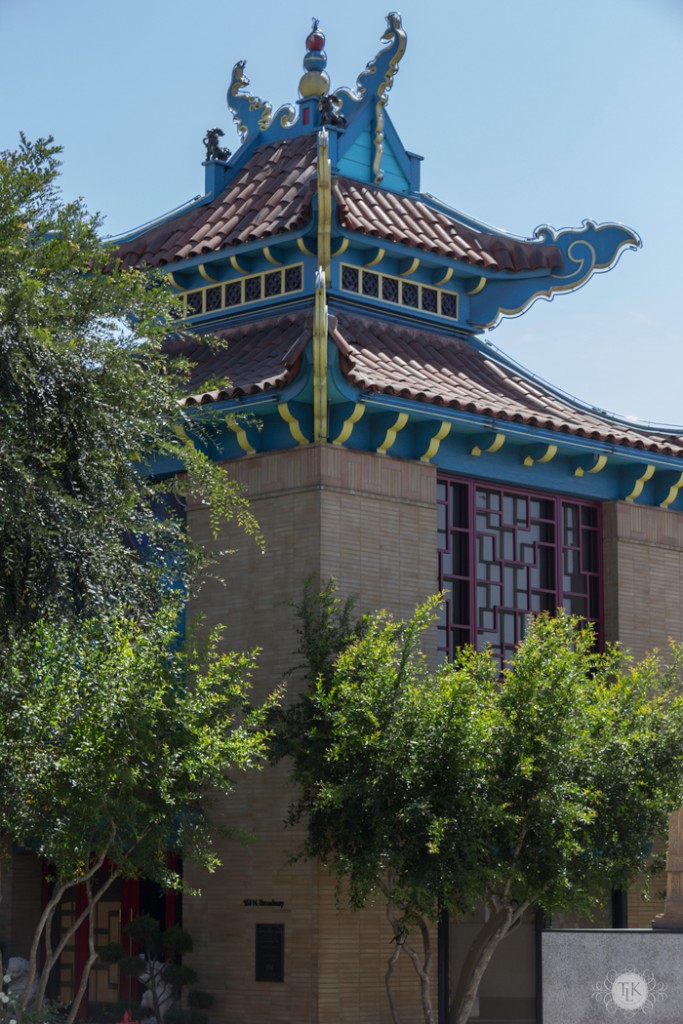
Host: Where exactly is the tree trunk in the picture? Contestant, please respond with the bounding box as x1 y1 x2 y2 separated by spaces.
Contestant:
23 877 72 1011
385 937 404 1024
380 883 435 1024
35 869 121 1012
451 901 529 1024
64 879 99 1024
23 840 116 1011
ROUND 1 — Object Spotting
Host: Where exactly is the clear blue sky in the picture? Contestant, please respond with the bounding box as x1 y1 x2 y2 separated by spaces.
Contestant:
2 0 682 425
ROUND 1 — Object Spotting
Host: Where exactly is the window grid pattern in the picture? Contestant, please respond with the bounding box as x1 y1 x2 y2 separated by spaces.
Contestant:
437 476 601 666
340 263 459 321
181 264 303 318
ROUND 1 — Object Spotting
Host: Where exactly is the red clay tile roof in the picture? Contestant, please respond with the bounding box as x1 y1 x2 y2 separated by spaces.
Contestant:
169 309 683 458
333 179 563 273
329 313 683 457
117 136 317 269
166 313 309 404
116 132 562 274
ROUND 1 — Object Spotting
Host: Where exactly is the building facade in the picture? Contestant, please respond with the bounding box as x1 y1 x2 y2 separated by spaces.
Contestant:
3 14 683 1024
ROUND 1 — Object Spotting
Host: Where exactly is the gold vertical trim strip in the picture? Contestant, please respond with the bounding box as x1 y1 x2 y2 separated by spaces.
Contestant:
376 413 409 455
313 270 328 443
332 404 365 446
317 130 332 284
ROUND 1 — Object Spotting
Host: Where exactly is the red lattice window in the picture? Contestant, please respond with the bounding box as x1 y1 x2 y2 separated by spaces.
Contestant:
437 476 601 665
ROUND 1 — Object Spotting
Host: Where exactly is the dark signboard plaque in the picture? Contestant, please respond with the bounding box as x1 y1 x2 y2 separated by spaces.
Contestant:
255 923 284 982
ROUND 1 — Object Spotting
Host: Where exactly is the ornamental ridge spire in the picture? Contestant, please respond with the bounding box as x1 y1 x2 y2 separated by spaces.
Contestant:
225 13 407 149
299 18 330 99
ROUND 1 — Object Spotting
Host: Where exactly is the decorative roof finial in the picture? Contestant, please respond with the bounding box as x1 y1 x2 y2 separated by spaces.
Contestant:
299 17 330 99
331 12 407 183
227 61 296 141
203 127 230 163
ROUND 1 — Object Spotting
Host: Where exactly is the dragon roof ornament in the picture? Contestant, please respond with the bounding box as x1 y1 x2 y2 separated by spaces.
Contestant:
227 60 297 141
331 12 406 184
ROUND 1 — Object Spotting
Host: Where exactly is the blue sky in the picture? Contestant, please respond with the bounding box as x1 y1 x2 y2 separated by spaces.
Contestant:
2 0 682 425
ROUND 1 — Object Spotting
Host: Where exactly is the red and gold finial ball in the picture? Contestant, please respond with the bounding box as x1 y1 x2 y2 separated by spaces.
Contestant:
306 18 325 51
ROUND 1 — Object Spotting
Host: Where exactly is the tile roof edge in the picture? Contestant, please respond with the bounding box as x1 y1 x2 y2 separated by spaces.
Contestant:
329 313 683 449
332 174 553 249
473 336 683 436
416 191 545 245
106 194 211 246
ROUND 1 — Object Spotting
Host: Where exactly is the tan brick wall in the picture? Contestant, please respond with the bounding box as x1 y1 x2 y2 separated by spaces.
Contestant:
603 500 683 658
602 501 683 927
184 444 438 1024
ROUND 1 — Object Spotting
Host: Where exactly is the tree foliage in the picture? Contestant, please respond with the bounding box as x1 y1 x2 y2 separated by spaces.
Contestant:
0 135 259 635
0 600 279 1022
0 136 270 1021
284 584 683 1024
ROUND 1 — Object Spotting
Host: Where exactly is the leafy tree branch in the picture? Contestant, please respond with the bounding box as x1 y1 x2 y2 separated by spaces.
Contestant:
280 582 683 1024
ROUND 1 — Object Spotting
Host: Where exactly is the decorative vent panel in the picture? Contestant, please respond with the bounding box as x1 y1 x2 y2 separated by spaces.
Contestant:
180 264 303 319
340 263 459 321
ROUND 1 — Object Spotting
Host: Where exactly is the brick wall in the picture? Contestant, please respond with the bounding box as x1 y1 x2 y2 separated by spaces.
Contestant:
603 501 683 658
603 501 683 928
183 444 438 1024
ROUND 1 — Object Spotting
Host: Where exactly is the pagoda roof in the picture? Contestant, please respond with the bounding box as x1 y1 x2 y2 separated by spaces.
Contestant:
333 178 561 273
116 134 562 276
166 313 309 403
171 312 683 461
130 15 666 505
117 136 317 269
331 314 683 457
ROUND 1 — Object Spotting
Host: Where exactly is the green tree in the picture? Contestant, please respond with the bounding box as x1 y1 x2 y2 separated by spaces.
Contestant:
0 136 272 1022
285 587 683 1024
0 135 259 635
0 599 279 1024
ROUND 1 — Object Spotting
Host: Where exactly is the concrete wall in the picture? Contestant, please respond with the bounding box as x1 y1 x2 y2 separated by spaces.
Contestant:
183 444 438 1024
